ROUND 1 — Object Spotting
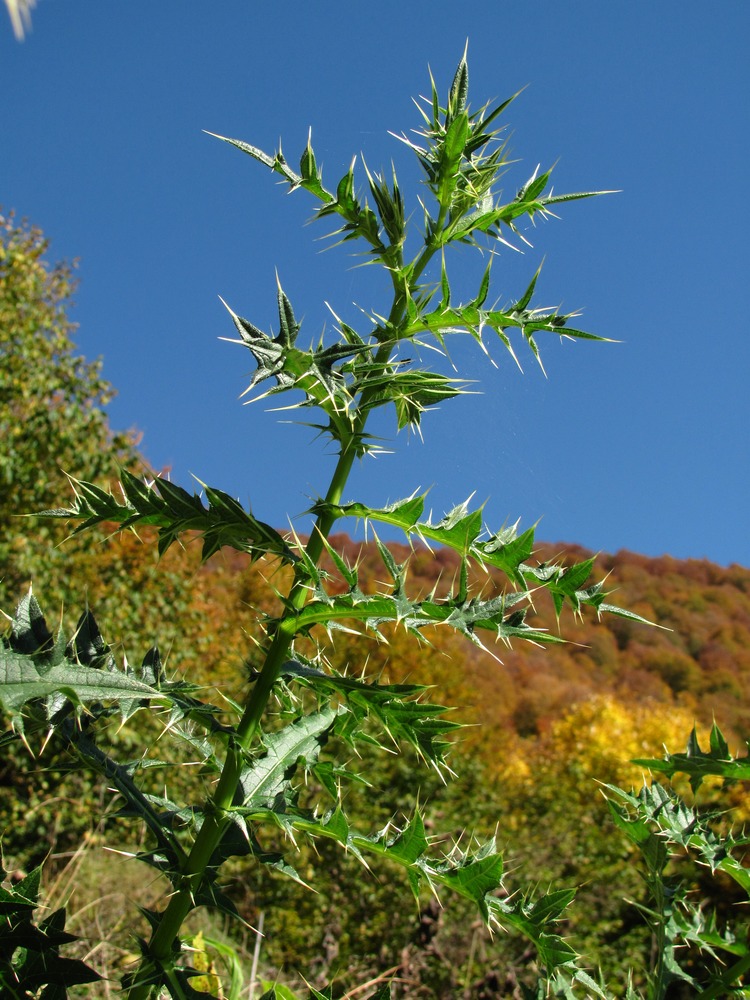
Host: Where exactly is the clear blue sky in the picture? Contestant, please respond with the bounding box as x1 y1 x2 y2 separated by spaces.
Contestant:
2 2 748 567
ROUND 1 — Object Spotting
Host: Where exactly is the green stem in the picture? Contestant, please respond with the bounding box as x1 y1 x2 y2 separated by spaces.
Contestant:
126 344 400 1000
125 221 435 999
125 452 355 999
62 720 188 870
695 951 750 999
648 871 669 1000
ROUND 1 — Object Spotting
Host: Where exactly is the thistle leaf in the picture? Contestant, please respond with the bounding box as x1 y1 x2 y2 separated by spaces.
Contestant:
205 131 302 187
0 861 102 992
299 131 327 201
0 648 165 719
281 659 460 767
633 724 750 787
238 706 341 810
36 470 295 565
1 593 223 735
446 45 469 124
357 368 468 430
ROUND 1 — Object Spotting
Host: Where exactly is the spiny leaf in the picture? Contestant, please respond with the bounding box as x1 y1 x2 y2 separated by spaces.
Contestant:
276 277 301 349
230 798 583 977
205 131 302 187
603 779 750 898
222 295 369 444
490 887 583 976
299 131 327 201
67 608 112 666
36 470 295 565
0 648 166 720
427 500 484 555
633 723 750 788
446 44 469 124
240 799 504 913
357 368 468 430
281 659 460 768
313 498 647 628
364 161 405 246
10 590 54 657
287 578 559 654
0 862 102 992
512 261 543 313
0 864 42 910
312 497 524 585
1 594 223 734
403 296 609 372
333 159 358 215
238 706 342 809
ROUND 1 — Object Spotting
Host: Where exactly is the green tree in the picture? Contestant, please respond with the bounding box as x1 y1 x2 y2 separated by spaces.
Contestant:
0 212 142 876
0 210 138 605
0 214 223 883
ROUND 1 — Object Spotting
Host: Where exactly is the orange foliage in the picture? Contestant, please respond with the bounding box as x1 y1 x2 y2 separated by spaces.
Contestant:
76 528 750 753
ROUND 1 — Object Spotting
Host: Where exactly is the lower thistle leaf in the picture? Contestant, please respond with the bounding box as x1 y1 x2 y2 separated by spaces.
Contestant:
1 863 102 994
0 648 169 723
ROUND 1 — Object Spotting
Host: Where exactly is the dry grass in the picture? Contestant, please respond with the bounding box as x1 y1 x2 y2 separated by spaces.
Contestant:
44 836 169 997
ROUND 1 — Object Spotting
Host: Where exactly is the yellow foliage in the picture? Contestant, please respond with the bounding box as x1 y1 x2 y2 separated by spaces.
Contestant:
495 694 702 804
185 931 223 997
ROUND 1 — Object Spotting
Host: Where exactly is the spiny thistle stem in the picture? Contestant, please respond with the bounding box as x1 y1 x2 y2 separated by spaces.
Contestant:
126 296 412 998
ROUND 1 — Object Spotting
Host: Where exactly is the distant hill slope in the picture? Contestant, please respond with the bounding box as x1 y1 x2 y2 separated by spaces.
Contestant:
203 536 750 744
496 544 750 738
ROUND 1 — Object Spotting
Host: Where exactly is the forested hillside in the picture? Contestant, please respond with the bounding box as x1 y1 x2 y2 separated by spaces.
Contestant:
4 521 748 994
16 529 749 994
174 534 750 738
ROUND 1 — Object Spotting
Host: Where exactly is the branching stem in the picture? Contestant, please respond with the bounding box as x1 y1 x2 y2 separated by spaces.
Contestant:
125 233 430 999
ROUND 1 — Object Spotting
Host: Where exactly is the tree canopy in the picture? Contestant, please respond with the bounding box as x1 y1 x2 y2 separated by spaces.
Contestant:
0 210 138 601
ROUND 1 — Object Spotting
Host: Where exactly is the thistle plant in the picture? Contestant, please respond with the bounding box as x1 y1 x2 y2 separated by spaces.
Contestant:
604 726 750 999
0 52 688 998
